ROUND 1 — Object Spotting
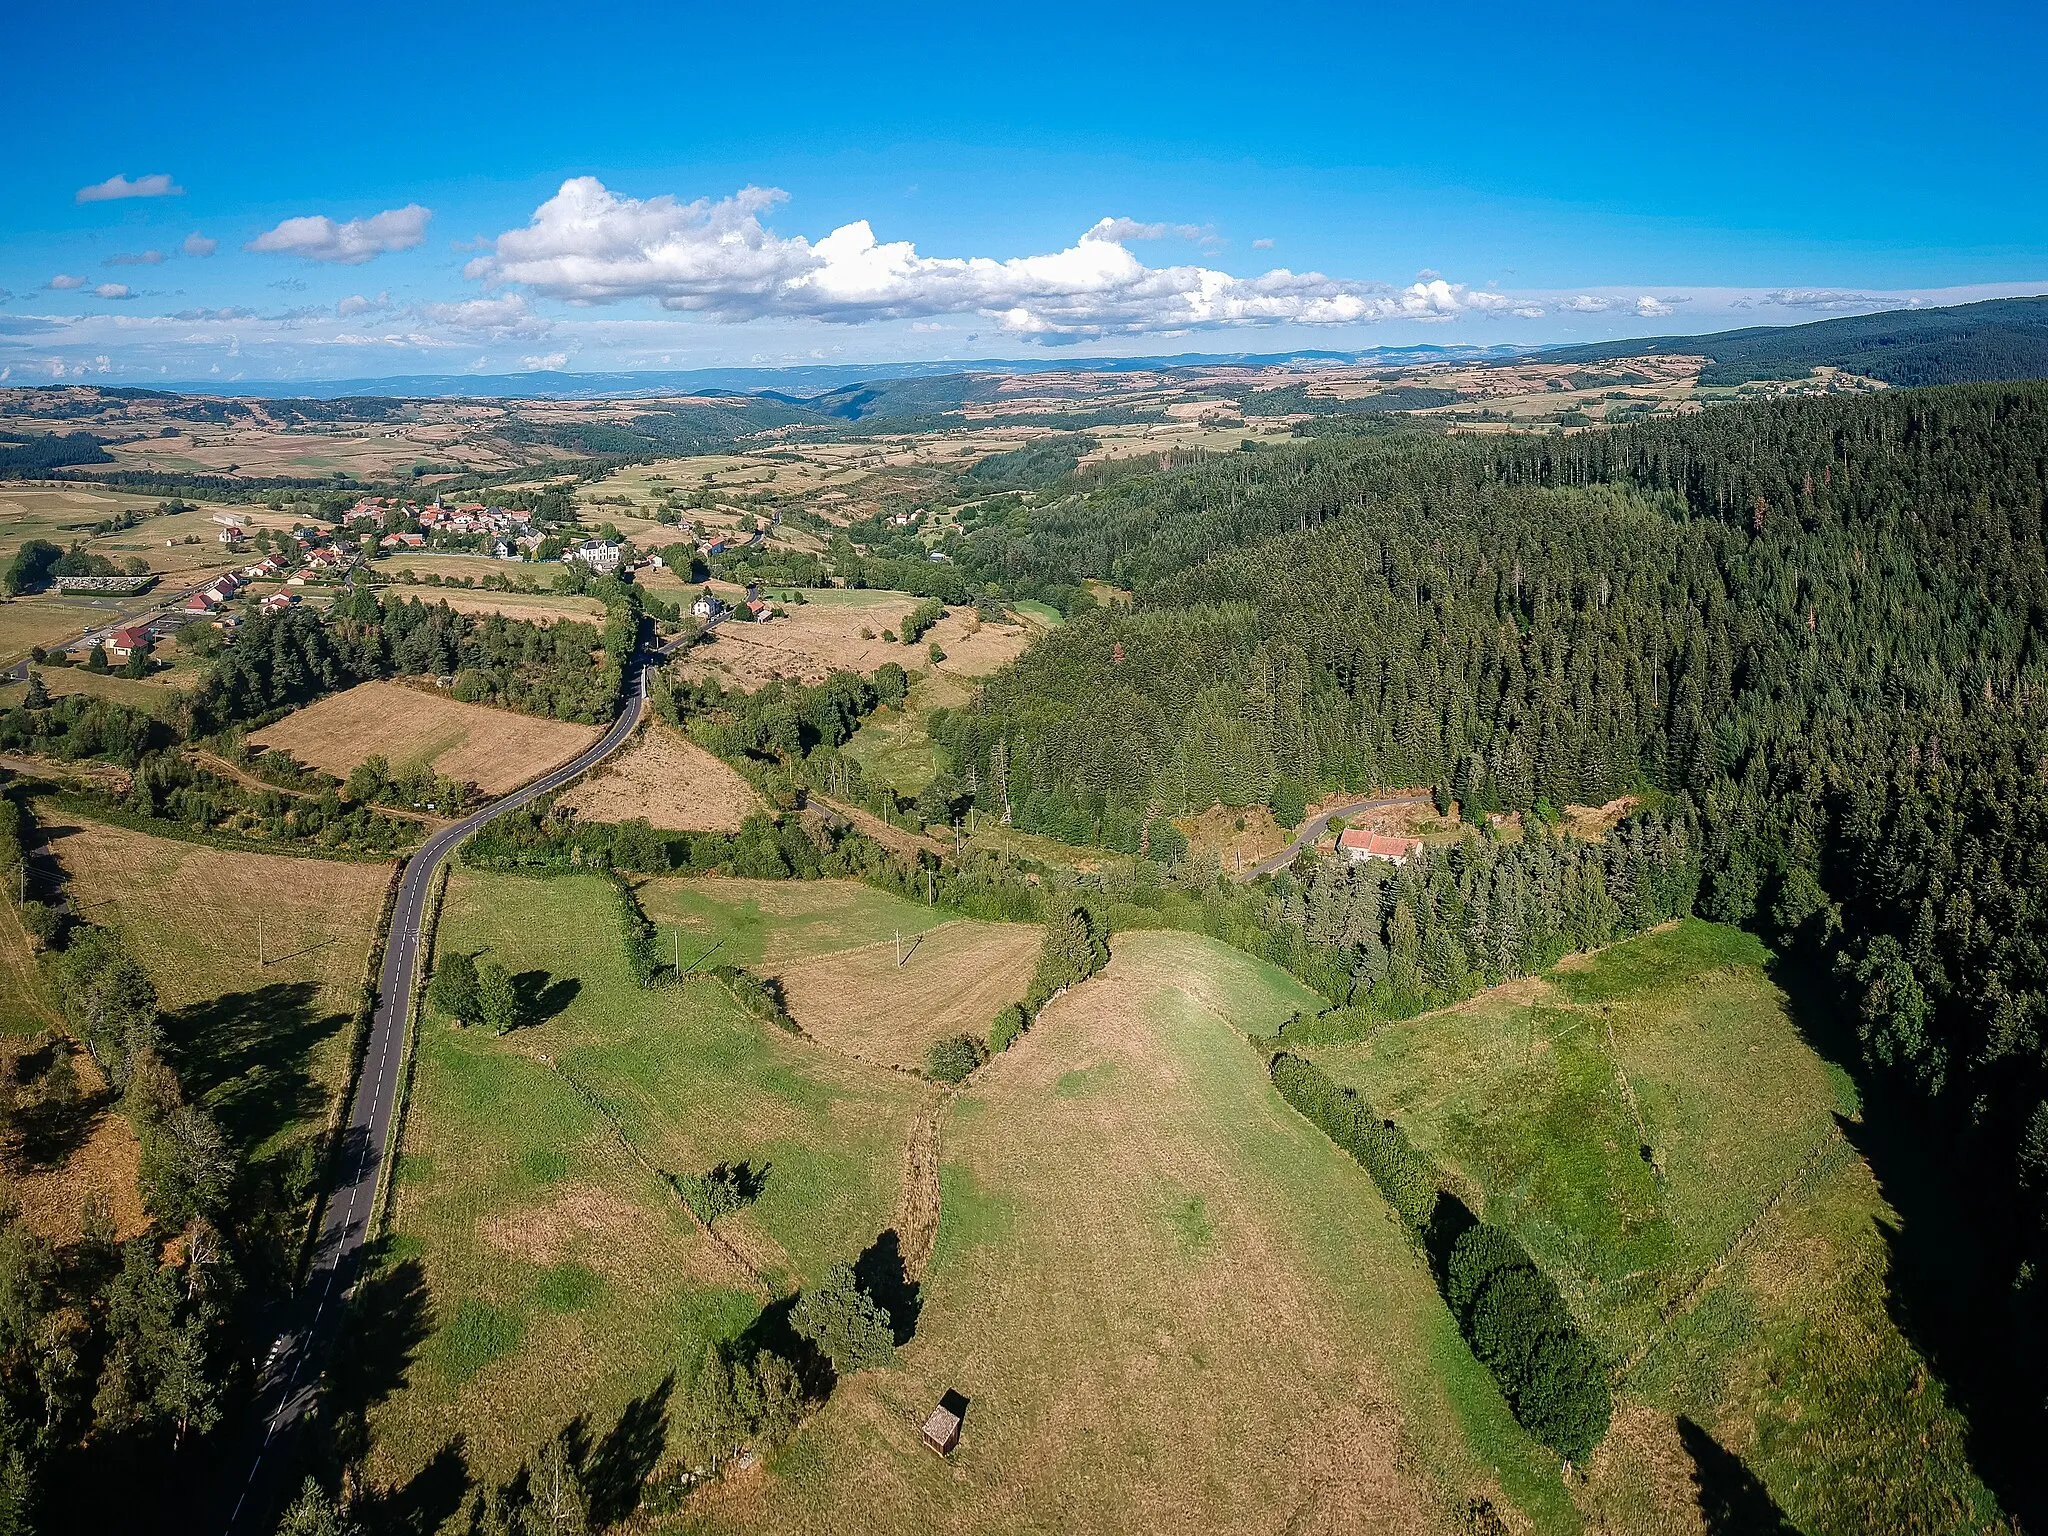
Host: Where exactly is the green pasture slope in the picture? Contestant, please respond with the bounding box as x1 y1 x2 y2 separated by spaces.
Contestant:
1308 918 2004 1535
367 869 927 1495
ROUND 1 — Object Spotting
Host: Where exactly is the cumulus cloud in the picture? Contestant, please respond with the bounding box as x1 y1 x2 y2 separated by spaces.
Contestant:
248 204 431 265
172 306 255 321
46 274 87 290
470 179 1514 340
1252 237 1275 250
76 173 183 203
183 232 218 257
93 284 132 300
415 293 550 339
104 250 165 267
335 291 394 318
1562 294 1614 313
1755 289 1896 312
1635 296 1675 317
521 351 569 371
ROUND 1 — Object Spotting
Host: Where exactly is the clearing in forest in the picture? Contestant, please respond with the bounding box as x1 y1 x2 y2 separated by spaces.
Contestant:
556 721 761 831
248 680 601 796
708 929 1570 1536
1307 918 2005 1536
370 869 926 1493
679 593 1031 691
774 918 1042 1070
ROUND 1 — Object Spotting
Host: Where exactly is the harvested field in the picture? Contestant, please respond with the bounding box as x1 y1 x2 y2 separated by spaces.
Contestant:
393 588 608 626
556 722 760 831
44 811 390 1172
776 918 1043 1069
718 929 1566 1535
678 591 1029 691
249 680 601 796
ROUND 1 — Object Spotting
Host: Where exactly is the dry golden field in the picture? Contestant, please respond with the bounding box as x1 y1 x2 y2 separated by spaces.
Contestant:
556 721 761 830
775 918 1043 1070
248 681 600 795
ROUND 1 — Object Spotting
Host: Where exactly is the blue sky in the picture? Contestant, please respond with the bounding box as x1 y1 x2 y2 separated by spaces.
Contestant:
4 0 2044 383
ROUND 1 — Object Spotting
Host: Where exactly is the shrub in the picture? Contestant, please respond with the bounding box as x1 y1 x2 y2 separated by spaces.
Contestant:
790 1260 895 1375
609 873 661 985
1268 1053 1437 1228
988 1002 1029 1054
707 965 796 1032
17 899 62 950
428 950 479 1024
925 1034 988 1083
1451 1222 1612 1462
1026 905 1109 1011
669 1163 759 1224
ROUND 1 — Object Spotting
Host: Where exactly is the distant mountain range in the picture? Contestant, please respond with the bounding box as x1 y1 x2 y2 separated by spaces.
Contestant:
74 295 2048 402
152 345 1527 402
1536 294 2048 387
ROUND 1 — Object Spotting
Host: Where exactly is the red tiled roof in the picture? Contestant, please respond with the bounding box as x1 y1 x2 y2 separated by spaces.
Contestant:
1336 829 1422 860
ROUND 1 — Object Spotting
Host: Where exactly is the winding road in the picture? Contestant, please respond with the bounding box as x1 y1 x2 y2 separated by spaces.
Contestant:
224 655 650 1533
1236 793 1434 881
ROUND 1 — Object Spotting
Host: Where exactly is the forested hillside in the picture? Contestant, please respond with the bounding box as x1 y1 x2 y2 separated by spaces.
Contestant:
943 382 2048 1509
1540 293 2048 386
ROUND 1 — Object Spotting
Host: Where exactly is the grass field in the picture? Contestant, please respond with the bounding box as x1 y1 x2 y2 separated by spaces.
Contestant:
680 596 1029 694
707 928 1570 1535
387 586 609 627
372 869 931 1496
776 917 1042 1070
634 876 959 972
36 811 390 1233
0 660 196 716
1306 919 2004 1535
249 681 601 796
556 722 761 831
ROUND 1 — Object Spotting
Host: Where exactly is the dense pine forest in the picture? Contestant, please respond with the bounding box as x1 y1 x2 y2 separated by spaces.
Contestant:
943 382 2048 1509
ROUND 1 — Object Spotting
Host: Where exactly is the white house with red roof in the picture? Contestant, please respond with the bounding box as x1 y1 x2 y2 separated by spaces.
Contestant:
1336 829 1423 865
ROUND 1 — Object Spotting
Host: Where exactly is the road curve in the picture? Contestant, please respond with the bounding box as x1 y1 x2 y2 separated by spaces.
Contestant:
224 659 649 1532
1236 793 1434 882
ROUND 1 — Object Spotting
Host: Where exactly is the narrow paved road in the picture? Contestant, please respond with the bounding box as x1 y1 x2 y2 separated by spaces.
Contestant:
224 658 649 1533
1236 793 1434 881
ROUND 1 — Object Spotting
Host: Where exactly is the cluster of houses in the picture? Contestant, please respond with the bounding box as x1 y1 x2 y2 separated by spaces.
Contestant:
689 583 775 624
352 496 542 560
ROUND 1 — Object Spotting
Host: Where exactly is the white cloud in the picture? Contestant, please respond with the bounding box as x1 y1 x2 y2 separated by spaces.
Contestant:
46 274 87 290
93 284 132 300
1756 289 1895 312
521 351 570 371
104 250 165 267
415 293 550 339
470 179 1515 339
76 173 183 203
335 291 394 318
1252 237 1275 250
1635 296 1674 317
183 232 218 257
1511 305 1546 318
1562 295 1614 312
248 204 432 265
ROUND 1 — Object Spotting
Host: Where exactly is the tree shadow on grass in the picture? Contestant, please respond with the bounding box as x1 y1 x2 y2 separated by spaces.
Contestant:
1678 1416 1798 1534
162 980 343 1161
367 1434 470 1536
314 1243 435 1473
1768 950 2045 1528
583 1374 674 1527
855 1228 921 1347
510 971 580 1031
10 1037 105 1169
735 1293 835 1401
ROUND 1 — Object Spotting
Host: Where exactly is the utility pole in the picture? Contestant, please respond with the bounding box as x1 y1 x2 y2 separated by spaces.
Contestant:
895 928 902 968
